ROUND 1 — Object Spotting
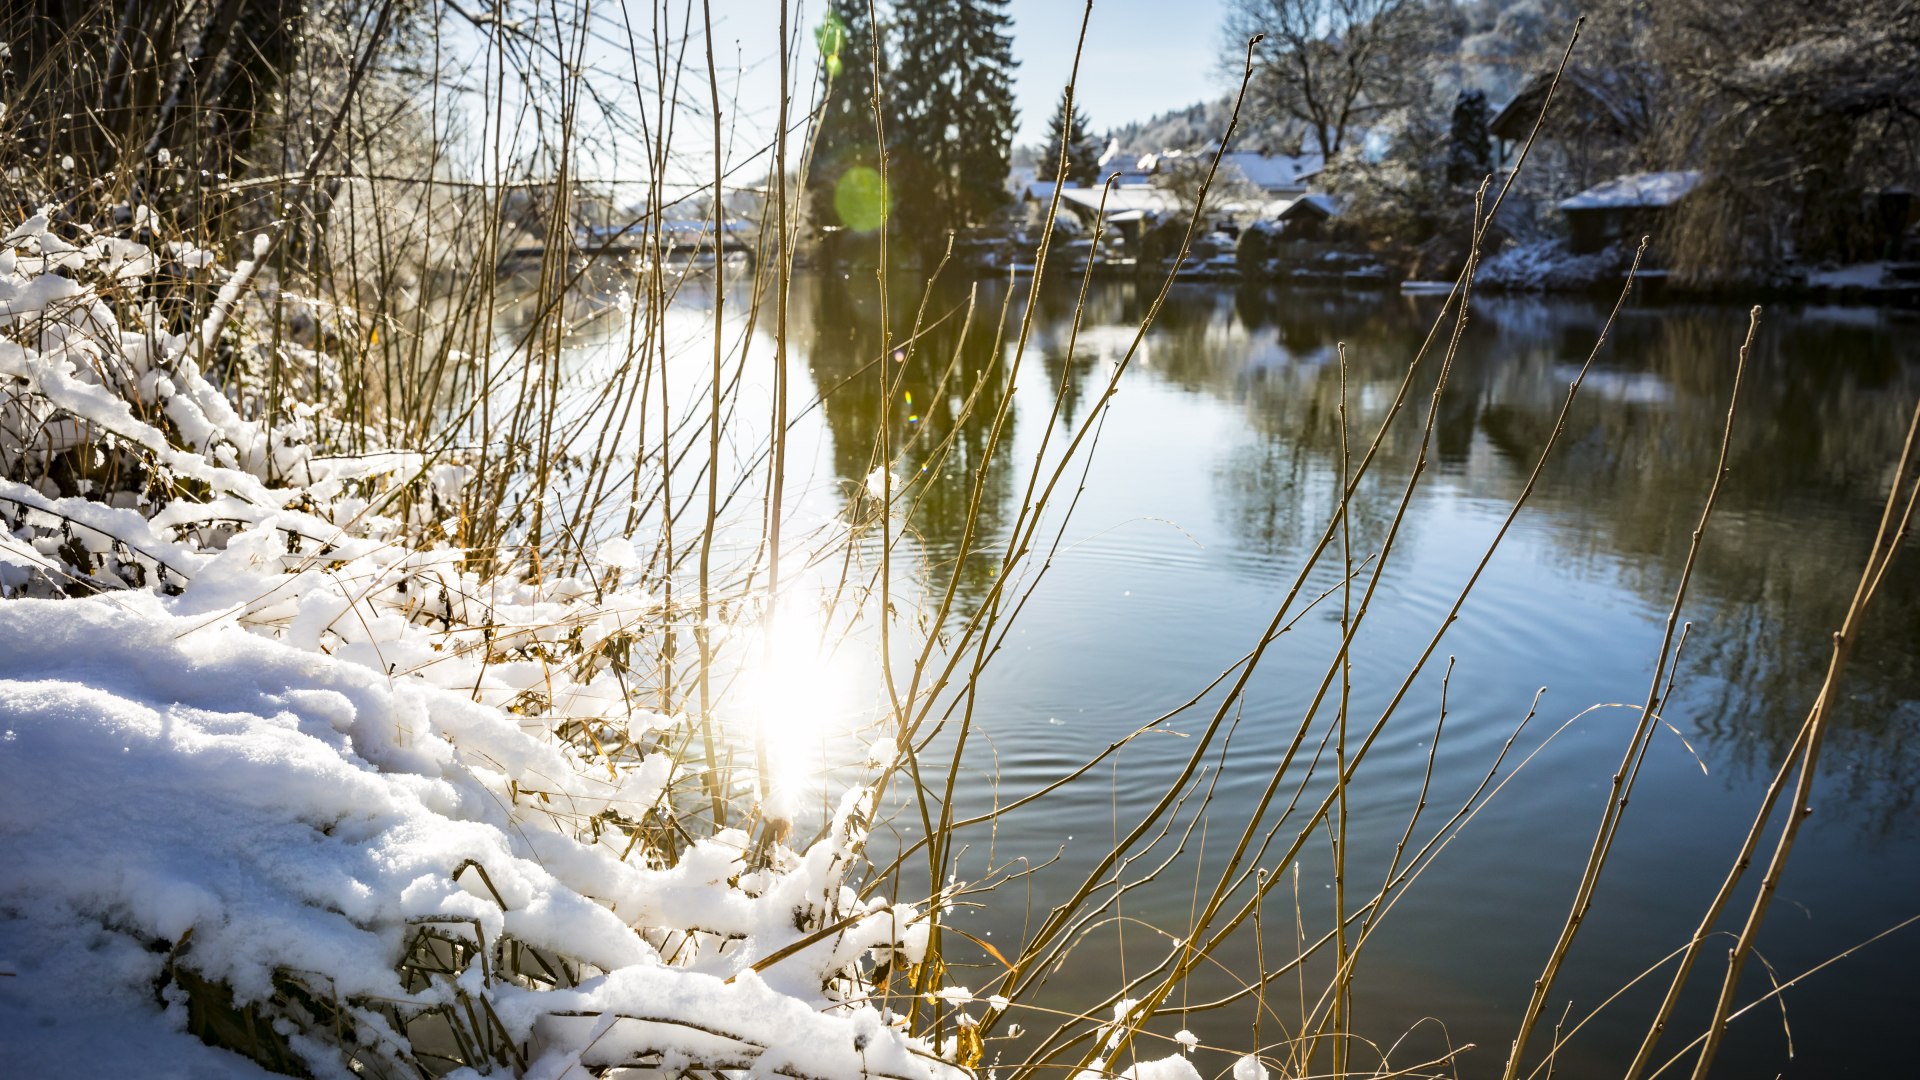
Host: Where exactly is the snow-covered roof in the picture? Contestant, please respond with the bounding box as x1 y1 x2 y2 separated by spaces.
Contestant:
1094 148 1326 193
1491 68 1648 143
1058 186 1182 217
1285 193 1339 218
1262 193 1339 220
1559 171 1700 211
1219 151 1324 192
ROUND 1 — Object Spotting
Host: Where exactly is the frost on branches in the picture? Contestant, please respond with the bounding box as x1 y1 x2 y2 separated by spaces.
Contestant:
0 210 954 1080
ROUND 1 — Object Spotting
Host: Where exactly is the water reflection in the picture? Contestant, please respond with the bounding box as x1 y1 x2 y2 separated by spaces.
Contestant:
785 270 1920 1077
1154 286 1920 825
794 269 1018 617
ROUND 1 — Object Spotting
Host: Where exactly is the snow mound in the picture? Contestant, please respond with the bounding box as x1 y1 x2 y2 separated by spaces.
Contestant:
0 209 956 1079
1477 239 1632 292
0 594 951 1079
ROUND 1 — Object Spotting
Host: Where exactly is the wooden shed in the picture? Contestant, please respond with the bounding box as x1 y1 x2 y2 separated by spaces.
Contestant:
1558 171 1699 254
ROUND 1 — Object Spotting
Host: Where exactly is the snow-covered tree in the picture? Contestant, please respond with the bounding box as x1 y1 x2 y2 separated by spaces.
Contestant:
1650 0 1920 279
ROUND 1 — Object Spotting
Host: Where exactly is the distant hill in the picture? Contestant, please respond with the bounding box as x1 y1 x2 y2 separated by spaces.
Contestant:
1092 0 1582 156
1105 97 1319 156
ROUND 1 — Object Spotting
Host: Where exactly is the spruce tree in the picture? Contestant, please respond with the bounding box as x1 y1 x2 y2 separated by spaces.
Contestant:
1041 89 1102 187
807 0 887 242
890 0 1018 247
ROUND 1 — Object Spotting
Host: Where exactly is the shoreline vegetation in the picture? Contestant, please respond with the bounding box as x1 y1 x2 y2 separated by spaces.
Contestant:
1 3 1917 1080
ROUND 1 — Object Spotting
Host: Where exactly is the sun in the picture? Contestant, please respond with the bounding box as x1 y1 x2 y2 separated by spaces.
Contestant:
728 601 867 820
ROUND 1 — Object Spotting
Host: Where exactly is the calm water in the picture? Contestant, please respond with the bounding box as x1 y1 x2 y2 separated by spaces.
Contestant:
589 272 1920 1078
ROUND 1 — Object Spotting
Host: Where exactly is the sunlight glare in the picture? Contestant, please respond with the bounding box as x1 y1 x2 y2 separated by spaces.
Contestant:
730 602 866 820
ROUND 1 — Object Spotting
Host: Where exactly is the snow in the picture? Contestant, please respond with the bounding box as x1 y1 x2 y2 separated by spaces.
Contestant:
1477 238 1629 292
1268 193 1339 221
1118 1056 1204 1080
0 210 962 1079
0 587 951 1077
1216 151 1324 194
1804 262 1891 289
1058 185 1183 219
1557 170 1701 211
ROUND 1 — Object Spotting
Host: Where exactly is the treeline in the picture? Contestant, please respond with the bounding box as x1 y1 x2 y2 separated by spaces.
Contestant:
808 0 1018 261
1218 0 1920 284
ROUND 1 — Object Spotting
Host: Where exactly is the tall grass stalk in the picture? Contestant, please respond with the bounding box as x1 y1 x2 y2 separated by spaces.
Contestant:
5 3 1914 1078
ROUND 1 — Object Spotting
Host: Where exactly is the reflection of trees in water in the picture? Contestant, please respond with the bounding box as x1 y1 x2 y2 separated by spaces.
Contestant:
1026 282 1128 436
1677 582 1920 841
1143 284 1920 831
795 272 1920 829
1199 289 1451 564
794 271 1018 619
1466 301 1920 836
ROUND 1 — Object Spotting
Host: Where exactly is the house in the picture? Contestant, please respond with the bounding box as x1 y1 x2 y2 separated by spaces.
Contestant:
1491 67 1651 191
1092 144 1325 200
1558 171 1699 254
1097 139 1158 187
1054 185 1183 252
1018 180 1064 204
1270 193 1339 240
1217 151 1324 199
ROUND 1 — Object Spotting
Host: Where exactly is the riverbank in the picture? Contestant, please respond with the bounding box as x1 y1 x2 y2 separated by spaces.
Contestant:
0 215 965 1080
819 236 1920 307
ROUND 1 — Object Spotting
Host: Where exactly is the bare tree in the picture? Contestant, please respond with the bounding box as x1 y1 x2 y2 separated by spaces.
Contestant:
1649 0 1920 280
1151 152 1263 222
1224 0 1434 156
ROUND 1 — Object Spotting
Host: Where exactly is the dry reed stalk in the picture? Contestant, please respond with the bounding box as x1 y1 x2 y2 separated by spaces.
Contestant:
1503 304 1755 1080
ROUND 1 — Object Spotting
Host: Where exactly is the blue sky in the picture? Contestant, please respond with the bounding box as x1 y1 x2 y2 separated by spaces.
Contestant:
437 2 1235 189
997 0 1231 144
712 0 1231 152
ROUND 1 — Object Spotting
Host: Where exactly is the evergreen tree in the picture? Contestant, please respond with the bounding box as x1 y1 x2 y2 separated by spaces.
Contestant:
890 0 1018 248
1041 89 1102 186
1445 89 1493 186
807 0 887 242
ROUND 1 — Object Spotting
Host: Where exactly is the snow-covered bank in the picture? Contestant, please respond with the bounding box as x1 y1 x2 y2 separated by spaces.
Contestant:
1476 237 1920 303
0 594 942 1079
0 210 958 1078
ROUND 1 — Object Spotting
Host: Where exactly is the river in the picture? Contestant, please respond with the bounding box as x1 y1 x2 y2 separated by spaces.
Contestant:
572 268 1920 1078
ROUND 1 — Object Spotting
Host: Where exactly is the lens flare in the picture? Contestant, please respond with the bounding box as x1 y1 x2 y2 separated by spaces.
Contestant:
833 166 887 232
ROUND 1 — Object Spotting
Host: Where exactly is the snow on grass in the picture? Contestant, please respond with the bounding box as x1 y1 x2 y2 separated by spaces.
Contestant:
0 593 946 1077
0 209 958 1078
1477 238 1630 292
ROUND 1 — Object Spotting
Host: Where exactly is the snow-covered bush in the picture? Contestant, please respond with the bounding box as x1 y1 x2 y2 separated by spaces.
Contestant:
1476 238 1634 292
0 211 960 1080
